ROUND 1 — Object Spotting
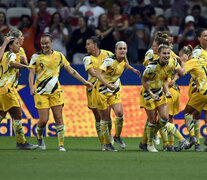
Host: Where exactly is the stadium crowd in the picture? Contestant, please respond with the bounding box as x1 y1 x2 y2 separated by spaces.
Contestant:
1 0 207 64
1 0 207 152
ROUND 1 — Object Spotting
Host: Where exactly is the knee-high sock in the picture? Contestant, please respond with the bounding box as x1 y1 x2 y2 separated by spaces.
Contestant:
37 126 44 139
115 116 124 137
13 120 26 144
159 126 168 147
166 122 184 141
146 122 156 146
141 121 148 144
108 118 112 134
100 120 110 144
95 122 104 144
185 113 195 137
56 125 65 147
168 132 174 146
193 119 200 145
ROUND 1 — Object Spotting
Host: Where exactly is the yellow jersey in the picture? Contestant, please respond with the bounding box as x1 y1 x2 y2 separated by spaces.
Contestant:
95 55 126 95
83 49 113 84
0 51 18 94
185 58 207 95
29 50 69 95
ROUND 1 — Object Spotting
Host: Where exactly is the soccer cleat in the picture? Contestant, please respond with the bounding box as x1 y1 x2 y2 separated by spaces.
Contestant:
153 133 160 145
175 139 190 151
109 133 114 145
195 144 203 152
101 144 106 151
186 136 197 149
114 136 126 149
147 144 158 152
37 138 46 150
163 145 175 152
105 143 118 152
139 142 148 151
16 142 38 150
58 146 66 152
204 138 207 146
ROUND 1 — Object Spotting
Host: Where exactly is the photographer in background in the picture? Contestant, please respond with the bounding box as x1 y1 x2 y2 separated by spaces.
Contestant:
125 13 149 64
177 15 198 49
44 12 69 57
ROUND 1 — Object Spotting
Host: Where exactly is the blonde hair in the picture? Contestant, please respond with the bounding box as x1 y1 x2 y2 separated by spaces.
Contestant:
180 45 193 57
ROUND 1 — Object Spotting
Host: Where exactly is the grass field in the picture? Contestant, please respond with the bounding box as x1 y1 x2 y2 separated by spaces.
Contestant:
0 137 207 180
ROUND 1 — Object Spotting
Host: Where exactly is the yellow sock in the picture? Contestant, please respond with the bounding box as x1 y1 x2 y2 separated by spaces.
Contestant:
159 127 168 147
193 119 200 145
13 120 26 144
141 121 148 144
100 120 110 144
166 122 184 141
115 116 124 137
108 118 112 134
95 122 104 144
168 132 174 146
184 113 195 137
37 126 44 139
146 122 156 146
56 125 65 147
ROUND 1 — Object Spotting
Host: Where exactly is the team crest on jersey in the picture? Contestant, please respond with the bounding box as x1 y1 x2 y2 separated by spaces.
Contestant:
146 102 151 107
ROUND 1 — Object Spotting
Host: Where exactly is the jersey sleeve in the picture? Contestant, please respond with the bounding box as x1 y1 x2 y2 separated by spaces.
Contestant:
143 49 153 66
99 57 114 72
29 54 39 69
185 60 194 74
60 52 70 67
8 53 16 66
83 55 93 71
143 64 155 79
193 48 201 59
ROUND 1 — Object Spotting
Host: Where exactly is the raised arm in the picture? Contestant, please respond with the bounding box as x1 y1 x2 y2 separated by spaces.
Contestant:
64 65 93 89
0 36 15 62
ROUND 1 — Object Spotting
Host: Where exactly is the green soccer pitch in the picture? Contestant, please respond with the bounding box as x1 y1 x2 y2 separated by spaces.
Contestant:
0 137 206 180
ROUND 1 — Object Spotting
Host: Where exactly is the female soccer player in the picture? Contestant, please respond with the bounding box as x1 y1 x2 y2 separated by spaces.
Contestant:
84 36 114 150
95 41 141 151
0 36 38 150
29 33 93 151
141 44 189 152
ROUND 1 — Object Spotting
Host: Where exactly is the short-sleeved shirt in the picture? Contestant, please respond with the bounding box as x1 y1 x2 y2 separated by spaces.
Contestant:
29 50 69 95
95 56 126 95
0 51 17 94
83 49 113 84
185 58 207 95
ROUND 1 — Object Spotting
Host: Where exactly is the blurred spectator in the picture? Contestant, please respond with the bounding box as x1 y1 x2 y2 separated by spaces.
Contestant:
125 13 149 64
108 1 129 41
0 12 10 45
150 15 172 42
17 14 36 60
130 0 156 28
191 4 207 28
177 15 198 49
34 0 51 51
44 12 69 56
150 0 171 10
68 16 94 64
95 13 119 52
53 0 72 32
73 0 105 29
171 0 187 25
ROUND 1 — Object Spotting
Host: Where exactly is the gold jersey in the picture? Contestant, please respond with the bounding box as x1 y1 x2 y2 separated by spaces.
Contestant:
0 51 18 94
185 58 207 95
29 50 69 95
83 49 113 84
95 56 126 95
142 58 179 100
